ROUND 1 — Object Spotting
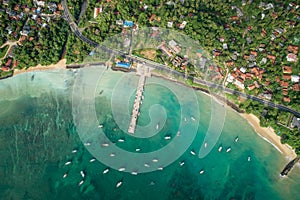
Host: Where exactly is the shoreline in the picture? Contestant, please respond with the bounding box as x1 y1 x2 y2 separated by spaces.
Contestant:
241 113 296 160
9 63 297 159
13 59 67 76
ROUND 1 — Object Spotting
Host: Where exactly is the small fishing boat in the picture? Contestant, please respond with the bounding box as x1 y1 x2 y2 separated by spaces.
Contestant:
116 180 123 188
63 173 68 178
135 148 141 152
156 124 159 130
226 147 231 153
84 142 91 146
199 170 204 174
110 153 116 157
72 149 78 153
118 167 126 172
131 171 138 175
235 137 239 142
191 116 195 121
78 180 84 186
65 161 72 165
218 146 223 152
118 138 125 143
179 161 185 167
164 135 171 140
103 168 110 174
98 124 103 128
248 156 251 162
102 143 109 147
204 142 207 148
152 159 159 163
90 158 96 162
157 167 164 170
80 171 85 178
144 163 150 168
190 150 196 156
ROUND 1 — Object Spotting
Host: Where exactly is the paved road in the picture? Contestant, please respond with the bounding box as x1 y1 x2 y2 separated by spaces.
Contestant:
61 0 300 118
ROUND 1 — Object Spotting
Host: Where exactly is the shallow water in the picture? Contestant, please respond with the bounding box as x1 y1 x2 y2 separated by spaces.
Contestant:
0 67 299 200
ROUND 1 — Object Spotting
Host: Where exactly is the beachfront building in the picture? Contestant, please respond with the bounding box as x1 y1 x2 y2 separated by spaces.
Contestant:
116 62 131 69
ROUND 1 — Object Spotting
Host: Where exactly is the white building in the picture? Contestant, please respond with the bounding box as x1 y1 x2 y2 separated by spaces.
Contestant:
291 75 300 83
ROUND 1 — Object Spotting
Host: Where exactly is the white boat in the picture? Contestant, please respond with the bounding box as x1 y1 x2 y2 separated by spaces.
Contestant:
72 149 78 153
98 124 103 128
135 148 141 152
63 173 68 178
179 161 185 167
131 171 138 175
90 158 96 162
184 117 187 121
80 171 85 178
218 146 223 152
116 181 123 188
156 124 159 130
204 142 207 148
78 180 84 186
191 116 195 121
190 150 196 156
118 138 125 142
152 159 159 163
164 135 171 140
177 131 181 136
199 170 204 174
103 168 110 174
144 163 150 167
102 143 109 147
248 156 251 162
84 142 91 146
157 167 164 170
235 137 239 142
110 153 116 157
226 147 231 153
118 167 126 172
65 161 72 165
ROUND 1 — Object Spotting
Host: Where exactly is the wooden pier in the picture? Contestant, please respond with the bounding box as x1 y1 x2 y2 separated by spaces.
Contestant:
128 63 151 134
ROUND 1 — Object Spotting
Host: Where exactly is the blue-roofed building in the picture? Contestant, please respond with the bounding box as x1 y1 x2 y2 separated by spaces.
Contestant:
116 62 131 68
124 20 134 27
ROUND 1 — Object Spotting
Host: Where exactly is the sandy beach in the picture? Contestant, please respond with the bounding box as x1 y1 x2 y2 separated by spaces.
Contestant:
241 113 296 159
13 59 67 75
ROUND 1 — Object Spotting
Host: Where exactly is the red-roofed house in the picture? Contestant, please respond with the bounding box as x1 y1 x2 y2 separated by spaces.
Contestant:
247 84 256 91
5 59 12 67
283 96 291 103
283 74 291 80
282 66 292 74
287 45 298 54
287 53 297 62
1 66 10 71
292 83 300 91
280 81 289 88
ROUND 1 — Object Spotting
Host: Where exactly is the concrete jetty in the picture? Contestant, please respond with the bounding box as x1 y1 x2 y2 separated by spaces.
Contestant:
128 63 151 133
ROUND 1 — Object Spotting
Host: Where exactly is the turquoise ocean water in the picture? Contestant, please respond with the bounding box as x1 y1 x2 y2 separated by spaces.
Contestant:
0 67 300 200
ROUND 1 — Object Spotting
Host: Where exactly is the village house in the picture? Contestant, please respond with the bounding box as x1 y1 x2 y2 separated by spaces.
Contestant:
287 53 297 62
292 83 300 91
291 75 300 83
283 66 292 74
283 96 291 103
288 45 299 54
167 21 173 28
179 21 187 29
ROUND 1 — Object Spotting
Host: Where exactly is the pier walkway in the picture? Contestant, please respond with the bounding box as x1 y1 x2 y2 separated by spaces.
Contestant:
128 64 151 133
